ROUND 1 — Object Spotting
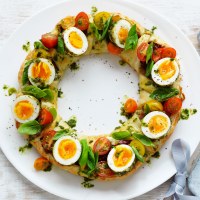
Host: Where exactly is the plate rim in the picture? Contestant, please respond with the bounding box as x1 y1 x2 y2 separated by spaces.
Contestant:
0 0 200 199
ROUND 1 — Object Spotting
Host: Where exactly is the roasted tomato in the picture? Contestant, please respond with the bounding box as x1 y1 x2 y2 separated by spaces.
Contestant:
41 130 56 151
97 161 115 179
41 33 58 49
93 137 111 156
75 12 89 31
163 97 182 115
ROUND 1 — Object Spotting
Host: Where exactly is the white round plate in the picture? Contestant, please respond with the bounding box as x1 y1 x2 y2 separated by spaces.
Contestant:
0 0 200 199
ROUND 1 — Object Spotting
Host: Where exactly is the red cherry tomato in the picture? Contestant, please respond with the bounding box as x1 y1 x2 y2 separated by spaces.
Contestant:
41 33 58 49
41 130 56 151
152 48 163 62
161 47 176 59
75 12 89 31
39 108 53 125
163 97 182 115
107 42 123 55
124 98 138 114
93 137 111 156
97 161 115 179
137 42 149 62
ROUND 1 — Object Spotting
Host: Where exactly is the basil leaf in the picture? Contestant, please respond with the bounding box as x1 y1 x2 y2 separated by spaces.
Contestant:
132 133 154 147
87 147 96 170
66 116 77 128
49 107 57 120
150 87 179 102
18 120 41 135
57 35 65 54
125 24 138 50
22 60 33 85
131 145 144 163
53 129 69 140
144 103 150 114
146 42 153 64
145 60 154 77
90 16 112 41
112 131 131 140
43 88 54 101
100 16 112 40
87 159 95 170
34 41 48 50
90 23 101 40
79 139 89 170
22 85 46 99
94 152 99 165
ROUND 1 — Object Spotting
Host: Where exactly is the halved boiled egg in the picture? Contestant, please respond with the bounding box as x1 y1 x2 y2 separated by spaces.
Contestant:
28 58 55 87
12 95 40 123
141 111 171 139
107 144 135 172
110 19 131 48
151 58 179 86
53 136 81 165
63 27 88 55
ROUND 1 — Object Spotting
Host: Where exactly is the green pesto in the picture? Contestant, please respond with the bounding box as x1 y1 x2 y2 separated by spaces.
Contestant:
22 41 31 52
8 87 17 96
180 108 197 120
19 143 33 153
43 164 52 172
152 151 160 159
91 6 98 16
67 116 77 128
69 62 80 71
81 177 94 188
3 84 8 90
119 60 126 66
58 88 63 98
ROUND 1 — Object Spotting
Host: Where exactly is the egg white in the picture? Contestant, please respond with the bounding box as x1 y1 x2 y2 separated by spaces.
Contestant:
110 19 131 48
53 136 81 165
63 27 88 55
12 95 40 123
151 58 179 86
107 144 135 172
28 58 55 87
141 111 171 139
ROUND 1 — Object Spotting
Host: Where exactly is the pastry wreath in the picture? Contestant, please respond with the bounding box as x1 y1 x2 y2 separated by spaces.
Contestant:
13 11 183 180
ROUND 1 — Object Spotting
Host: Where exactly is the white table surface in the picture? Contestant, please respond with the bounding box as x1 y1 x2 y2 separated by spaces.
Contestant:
0 0 200 199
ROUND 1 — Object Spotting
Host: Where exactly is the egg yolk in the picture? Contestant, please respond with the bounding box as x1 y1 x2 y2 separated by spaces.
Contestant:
14 100 34 120
113 146 132 167
31 62 51 80
118 27 129 43
158 60 176 80
69 32 83 49
58 139 77 160
148 115 168 134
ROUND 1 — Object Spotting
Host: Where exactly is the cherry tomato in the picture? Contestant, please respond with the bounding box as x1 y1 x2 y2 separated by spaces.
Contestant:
41 33 58 49
137 42 149 62
163 97 182 115
97 161 115 179
124 98 138 114
152 48 163 62
39 108 53 125
93 137 111 156
41 130 56 151
107 42 123 55
34 157 50 171
161 47 176 59
75 12 89 31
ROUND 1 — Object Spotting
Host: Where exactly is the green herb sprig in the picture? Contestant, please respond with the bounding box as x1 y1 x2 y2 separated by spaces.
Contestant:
125 24 138 50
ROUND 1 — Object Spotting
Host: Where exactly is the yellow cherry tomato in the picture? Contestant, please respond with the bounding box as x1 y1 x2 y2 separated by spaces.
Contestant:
94 12 111 30
130 140 145 156
144 100 163 112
